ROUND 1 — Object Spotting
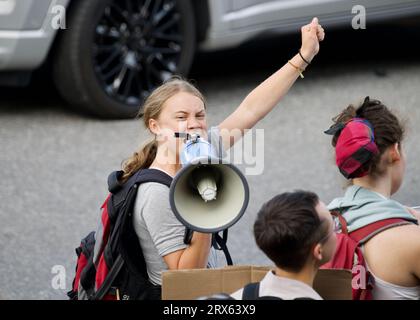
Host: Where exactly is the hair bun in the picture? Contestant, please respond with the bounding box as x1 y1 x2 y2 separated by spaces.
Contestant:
356 96 382 117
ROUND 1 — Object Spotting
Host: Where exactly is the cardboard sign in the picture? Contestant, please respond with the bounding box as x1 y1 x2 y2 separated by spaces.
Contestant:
162 265 352 300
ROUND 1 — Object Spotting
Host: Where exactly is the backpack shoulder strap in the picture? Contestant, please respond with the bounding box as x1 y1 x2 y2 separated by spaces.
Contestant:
108 169 172 195
212 230 233 266
242 282 260 300
107 169 172 209
241 282 285 300
91 254 124 300
132 168 172 188
108 171 124 194
351 218 413 245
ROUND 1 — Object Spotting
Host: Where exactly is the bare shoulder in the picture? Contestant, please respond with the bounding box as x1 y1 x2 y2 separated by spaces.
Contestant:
366 223 420 252
392 223 420 239
364 223 420 284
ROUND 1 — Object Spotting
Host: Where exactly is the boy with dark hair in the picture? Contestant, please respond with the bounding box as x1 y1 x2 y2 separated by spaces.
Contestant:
231 191 337 300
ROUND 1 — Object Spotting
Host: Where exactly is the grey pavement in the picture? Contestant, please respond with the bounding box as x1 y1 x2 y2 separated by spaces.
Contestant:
1 24 420 299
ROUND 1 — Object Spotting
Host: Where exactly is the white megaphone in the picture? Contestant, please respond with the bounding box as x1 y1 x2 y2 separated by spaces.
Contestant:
169 132 249 233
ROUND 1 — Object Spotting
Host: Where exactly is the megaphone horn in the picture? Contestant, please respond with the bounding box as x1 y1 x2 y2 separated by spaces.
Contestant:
169 133 249 233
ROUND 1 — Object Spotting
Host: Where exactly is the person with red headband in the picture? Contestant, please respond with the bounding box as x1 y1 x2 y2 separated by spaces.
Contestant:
324 97 420 299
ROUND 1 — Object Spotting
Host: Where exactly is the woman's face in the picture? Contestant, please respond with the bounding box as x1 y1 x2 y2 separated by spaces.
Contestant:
149 91 207 162
391 144 406 195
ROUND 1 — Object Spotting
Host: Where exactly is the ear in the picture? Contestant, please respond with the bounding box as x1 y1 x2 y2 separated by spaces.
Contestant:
313 243 323 262
389 143 401 163
148 118 160 136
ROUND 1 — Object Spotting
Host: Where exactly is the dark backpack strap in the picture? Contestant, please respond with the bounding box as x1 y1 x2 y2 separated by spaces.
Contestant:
184 229 233 263
350 218 413 245
241 282 284 300
108 168 172 199
107 169 172 194
242 282 260 300
107 168 173 219
91 254 125 300
115 169 172 278
132 169 172 188
213 230 233 265
258 296 284 300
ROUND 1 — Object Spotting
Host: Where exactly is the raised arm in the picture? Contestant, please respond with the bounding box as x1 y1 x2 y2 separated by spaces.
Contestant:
218 17 325 148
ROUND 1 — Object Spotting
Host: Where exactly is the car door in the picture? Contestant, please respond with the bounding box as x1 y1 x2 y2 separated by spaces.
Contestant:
228 0 420 31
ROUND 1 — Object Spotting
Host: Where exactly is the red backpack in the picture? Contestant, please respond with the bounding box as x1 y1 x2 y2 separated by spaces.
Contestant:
321 211 413 300
68 169 173 300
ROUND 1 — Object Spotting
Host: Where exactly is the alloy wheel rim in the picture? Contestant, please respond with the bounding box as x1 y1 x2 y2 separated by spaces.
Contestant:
92 0 183 107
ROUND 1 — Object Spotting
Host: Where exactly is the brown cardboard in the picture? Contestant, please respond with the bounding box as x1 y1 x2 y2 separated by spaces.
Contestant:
162 265 352 300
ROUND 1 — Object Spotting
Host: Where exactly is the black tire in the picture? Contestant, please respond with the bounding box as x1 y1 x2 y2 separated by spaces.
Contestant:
53 0 196 119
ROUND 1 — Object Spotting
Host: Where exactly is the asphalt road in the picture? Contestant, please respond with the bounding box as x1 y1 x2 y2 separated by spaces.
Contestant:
1 23 420 299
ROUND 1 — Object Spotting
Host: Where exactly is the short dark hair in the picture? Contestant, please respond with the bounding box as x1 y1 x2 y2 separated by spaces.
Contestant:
253 191 327 272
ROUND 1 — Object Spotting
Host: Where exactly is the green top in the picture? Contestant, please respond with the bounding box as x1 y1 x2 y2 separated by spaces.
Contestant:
328 185 418 233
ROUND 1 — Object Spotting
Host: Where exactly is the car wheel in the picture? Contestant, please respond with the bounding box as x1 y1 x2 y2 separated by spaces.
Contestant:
53 0 196 119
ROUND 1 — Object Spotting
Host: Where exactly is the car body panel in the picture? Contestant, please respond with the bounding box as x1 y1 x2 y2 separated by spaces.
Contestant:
0 0 52 30
0 0 69 70
200 0 420 50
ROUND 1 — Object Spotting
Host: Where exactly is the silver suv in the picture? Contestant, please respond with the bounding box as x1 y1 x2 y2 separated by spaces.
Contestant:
1 0 420 118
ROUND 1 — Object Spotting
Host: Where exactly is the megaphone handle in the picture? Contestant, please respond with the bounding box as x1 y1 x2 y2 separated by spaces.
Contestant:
213 231 233 266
